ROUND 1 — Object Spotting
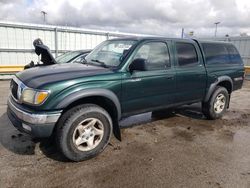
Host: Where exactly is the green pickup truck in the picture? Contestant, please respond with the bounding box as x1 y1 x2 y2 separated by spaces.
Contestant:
7 37 245 161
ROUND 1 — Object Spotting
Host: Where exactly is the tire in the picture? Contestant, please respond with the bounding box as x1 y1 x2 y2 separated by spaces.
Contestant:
202 86 229 120
56 104 112 161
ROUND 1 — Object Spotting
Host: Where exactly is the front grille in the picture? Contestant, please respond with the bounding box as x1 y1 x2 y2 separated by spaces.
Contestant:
11 79 18 100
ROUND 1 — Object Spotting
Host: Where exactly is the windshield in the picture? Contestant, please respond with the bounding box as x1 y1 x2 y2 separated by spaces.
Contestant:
85 40 136 67
55 51 83 64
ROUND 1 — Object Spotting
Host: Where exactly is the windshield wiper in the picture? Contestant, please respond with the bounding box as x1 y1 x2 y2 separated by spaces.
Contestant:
90 59 108 68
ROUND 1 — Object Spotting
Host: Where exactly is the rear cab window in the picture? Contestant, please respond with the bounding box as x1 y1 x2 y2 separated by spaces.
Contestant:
201 42 243 65
226 45 243 65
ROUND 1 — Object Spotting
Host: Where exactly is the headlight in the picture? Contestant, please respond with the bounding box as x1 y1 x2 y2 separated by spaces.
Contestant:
21 88 49 105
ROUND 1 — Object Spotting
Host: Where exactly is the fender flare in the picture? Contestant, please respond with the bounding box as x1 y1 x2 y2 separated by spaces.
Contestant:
204 76 233 102
56 89 122 140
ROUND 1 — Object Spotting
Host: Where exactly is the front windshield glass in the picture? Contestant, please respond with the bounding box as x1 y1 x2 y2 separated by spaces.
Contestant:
55 51 82 64
85 40 136 67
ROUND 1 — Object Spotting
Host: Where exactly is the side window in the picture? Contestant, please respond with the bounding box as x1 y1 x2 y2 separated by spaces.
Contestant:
176 42 199 66
133 42 170 71
202 43 230 65
226 45 242 65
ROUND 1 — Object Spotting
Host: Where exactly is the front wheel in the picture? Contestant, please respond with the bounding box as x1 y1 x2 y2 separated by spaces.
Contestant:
56 104 112 161
202 86 229 120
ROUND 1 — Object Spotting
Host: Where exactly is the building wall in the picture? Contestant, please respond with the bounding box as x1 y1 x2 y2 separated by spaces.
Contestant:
0 21 250 66
0 21 141 66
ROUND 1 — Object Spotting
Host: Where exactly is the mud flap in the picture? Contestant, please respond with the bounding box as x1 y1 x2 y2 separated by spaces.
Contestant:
113 121 121 141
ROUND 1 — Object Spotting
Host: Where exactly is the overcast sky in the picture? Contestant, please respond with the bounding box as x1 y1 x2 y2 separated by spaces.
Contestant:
0 0 250 37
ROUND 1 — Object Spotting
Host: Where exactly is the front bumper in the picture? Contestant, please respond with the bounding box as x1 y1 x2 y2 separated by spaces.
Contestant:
7 98 62 137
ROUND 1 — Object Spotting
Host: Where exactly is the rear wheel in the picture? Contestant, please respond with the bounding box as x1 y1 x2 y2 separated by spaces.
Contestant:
202 86 229 120
56 104 112 161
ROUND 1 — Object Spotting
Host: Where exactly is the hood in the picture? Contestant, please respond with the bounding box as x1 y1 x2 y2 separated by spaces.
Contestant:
16 63 113 88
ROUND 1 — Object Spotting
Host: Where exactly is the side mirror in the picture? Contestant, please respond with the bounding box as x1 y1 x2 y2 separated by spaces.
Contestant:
129 58 146 73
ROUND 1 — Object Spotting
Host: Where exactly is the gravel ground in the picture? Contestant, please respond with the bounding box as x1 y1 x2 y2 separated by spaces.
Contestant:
0 80 250 188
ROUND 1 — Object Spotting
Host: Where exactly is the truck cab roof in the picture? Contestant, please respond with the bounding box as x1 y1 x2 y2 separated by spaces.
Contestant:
109 36 232 45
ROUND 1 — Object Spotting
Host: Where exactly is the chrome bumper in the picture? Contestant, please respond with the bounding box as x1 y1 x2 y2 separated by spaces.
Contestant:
8 98 61 125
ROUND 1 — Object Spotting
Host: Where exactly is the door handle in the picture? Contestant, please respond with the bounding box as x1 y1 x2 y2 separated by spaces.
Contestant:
130 78 141 82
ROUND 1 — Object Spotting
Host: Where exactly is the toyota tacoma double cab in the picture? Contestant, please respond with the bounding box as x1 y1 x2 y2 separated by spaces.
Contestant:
7 37 245 161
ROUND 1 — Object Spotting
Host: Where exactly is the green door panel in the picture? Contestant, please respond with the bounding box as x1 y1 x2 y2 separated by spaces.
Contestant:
121 69 176 115
175 64 207 102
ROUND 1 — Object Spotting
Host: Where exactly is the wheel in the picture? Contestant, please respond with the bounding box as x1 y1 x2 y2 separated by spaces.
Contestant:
202 86 229 120
56 104 112 161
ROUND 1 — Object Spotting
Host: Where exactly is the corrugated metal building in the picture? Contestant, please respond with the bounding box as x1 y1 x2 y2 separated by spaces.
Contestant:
0 21 145 66
0 21 250 66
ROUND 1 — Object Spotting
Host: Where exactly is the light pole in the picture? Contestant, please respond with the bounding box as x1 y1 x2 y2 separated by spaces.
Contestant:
214 22 220 37
41 11 47 24
181 28 184 38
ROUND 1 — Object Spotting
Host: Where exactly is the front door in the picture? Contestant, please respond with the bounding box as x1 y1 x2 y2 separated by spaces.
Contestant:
121 41 176 115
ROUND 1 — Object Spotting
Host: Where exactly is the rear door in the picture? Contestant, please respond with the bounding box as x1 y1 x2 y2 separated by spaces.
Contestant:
174 41 207 103
121 41 176 115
